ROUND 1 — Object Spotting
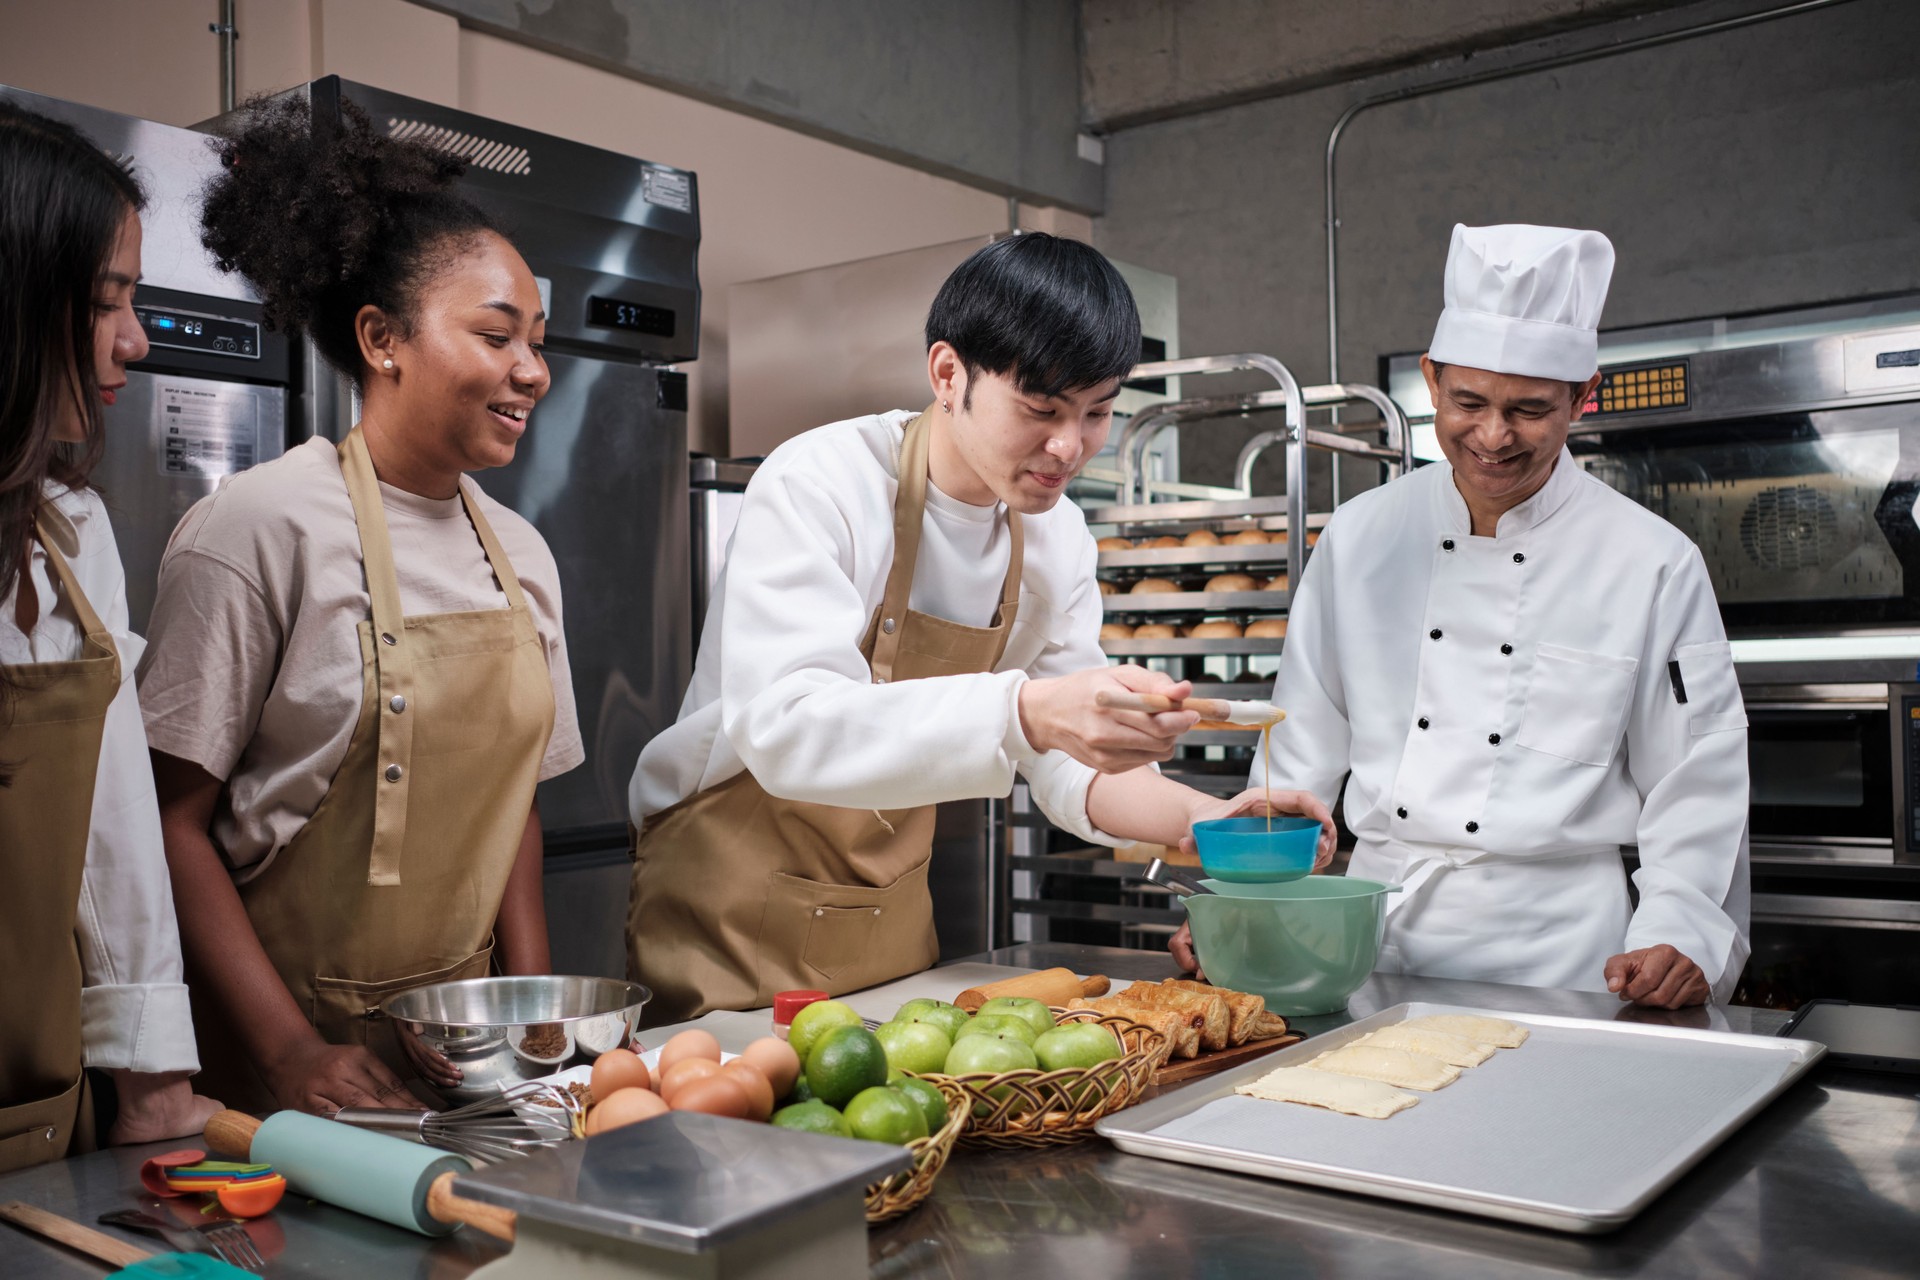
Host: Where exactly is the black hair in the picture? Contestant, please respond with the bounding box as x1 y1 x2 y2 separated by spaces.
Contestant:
0 101 146 771
925 233 1140 409
1429 360 1589 405
200 95 498 384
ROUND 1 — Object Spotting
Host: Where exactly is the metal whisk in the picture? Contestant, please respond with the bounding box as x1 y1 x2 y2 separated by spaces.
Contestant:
331 1080 587 1162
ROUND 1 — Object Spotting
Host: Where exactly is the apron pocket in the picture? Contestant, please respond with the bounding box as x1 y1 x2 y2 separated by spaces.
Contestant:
758 863 937 998
310 943 494 1046
0 1074 82 1175
1515 643 1638 767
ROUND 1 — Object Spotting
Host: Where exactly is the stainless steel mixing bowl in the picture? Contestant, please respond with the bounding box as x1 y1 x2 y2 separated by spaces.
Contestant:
382 975 650 1104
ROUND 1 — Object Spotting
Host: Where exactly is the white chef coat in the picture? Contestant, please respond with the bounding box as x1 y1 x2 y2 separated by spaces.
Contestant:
0 485 198 1072
1262 449 1751 999
631 410 1121 843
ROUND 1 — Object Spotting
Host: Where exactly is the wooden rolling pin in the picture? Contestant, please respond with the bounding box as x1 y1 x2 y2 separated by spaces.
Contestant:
1094 691 1285 728
955 968 1111 1011
206 1110 517 1243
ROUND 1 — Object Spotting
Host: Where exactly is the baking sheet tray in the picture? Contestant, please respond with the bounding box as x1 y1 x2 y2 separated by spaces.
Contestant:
1094 1002 1825 1233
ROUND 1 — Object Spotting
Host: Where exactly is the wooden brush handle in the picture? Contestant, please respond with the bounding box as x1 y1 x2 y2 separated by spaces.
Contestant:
204 1108 263 1160
1095 692 1230 718
0 1202 153 1268
956 968 1110 1011
427 1172 518 1243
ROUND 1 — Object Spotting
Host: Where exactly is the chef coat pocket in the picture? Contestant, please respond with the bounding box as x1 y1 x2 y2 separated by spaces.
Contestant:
1673 641 1747 734
310 943 494 1046
1515 643 1639 767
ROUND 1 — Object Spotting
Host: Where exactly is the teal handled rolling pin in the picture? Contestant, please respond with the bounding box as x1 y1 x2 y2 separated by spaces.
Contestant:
204 1110 517 1243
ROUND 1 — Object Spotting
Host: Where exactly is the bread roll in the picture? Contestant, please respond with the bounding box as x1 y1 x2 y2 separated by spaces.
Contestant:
1226 529 1269 545
1205 573 1258 593
1130 577 1182 594
1098 579 1119 596
1133 623 1178 639
1306 529 1322 547
1191 621 1243 639
1183 529 1221 547
1142 535 1184 549
1246 618 1289 640
1263 572 1290 592
1096 535 1132 551
1098 622 1135 640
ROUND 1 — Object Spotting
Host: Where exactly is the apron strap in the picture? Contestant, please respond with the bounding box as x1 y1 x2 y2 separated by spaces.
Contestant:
338 427 420 887
869 410 1025 683
31 514 121 683
456 479 532 613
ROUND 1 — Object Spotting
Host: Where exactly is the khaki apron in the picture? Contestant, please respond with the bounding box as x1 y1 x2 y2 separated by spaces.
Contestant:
0 518 115 1172
193 426 555 1109
631 408 1023 1023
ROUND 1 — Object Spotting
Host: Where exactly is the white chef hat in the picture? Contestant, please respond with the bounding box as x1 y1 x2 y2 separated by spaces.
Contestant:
1428 224 1615 381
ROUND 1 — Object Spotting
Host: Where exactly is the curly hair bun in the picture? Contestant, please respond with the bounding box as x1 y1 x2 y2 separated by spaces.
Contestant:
200 95 498 380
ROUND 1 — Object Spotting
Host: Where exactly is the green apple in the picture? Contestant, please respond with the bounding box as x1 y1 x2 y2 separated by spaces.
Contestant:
893 998 944 1021
943 1034 1039 1113
1033 1022 1122 1072
903 1003 971 1043
976 997 1056 1039
954 1013 1039 1046
874 1019 952 1075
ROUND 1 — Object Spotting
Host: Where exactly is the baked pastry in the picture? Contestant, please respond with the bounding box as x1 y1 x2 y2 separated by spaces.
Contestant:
1183 529 1221 547
1306 529 1322 547
1098 622 1135 640
1142 535 1184 549
1096 535 1132 551
1098 579 1119 596
1263 572 1290 592
1129 577 1182 594
1246 618 1289 640
1226 529 1269 545
1204 573 1258 593
1133 623 1179 639
1191 620 1243 639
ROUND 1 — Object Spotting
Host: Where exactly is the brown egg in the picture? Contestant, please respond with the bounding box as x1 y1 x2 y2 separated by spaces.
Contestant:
739 1037 801 1097
671 1073 752 1119
589 1048 651 1099
657 1029 723 1074
659 1056 725 1105
722 1060 776 1120
584 1086 668 1135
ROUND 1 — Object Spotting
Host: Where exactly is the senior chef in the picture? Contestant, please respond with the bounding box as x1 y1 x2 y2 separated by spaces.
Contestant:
1175 224 1750 1009
630 234 1331 1023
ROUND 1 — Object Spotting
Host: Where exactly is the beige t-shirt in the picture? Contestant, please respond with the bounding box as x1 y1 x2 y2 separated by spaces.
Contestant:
138 436 584 882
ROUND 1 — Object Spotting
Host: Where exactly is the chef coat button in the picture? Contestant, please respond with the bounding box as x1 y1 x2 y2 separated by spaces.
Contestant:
1442 538 1455 551
1417 717 1430 730
1465 821 1479 833
1396 807 1408 819
882 617 897 635
1429 628 1442 641
1500 643 1513 656
384 764 403 782
381 632 396 646
1489 732 1501 745
1512 553 1525 564
389 695 407 714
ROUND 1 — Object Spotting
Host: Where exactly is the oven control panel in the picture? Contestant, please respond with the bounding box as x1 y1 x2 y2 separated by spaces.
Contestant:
136 303 260 360
1582 359 1690 417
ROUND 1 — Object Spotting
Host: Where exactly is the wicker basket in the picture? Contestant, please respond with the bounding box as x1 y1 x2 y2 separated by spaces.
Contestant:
919 1008 1166 1150
864 1076 970 1223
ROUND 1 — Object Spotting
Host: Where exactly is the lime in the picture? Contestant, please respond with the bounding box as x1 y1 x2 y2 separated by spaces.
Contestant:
874 1020 952 1075
787 1000 864 1063
804 1025 890 1107
843 1086 929 1145
786 1072 816 1105
770 1099 851 1137
892 1077 949 1133
955 1013 1038 1046
975 997 1056 1039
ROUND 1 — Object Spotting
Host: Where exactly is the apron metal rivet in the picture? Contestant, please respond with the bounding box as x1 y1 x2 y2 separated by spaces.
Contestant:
873 908 881 916
385 764 404 782
874 676 887 685
882 618 896 634
381 632 397 645
41 1127 55 1141
814 908 824 917
390 695 407 713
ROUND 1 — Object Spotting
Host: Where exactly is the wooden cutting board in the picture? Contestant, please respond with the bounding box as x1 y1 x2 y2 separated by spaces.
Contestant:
1152 1031 1304 1085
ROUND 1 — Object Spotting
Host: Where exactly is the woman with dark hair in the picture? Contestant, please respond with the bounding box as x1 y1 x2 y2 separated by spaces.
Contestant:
0 102 217 1171
140 97 582 1113
626 233 1334 1022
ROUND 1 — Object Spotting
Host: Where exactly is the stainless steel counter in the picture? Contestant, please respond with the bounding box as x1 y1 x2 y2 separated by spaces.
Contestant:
5 946 1915 1277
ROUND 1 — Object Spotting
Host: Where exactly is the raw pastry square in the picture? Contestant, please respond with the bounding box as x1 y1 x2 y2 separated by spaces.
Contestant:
1400 1013 1530 1049
1355 1024 1496 1068
1235 1066 1418 1119
1309 1044 1462 1091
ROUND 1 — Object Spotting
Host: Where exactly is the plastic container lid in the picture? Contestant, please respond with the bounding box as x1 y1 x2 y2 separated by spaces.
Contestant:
772 990 831 1025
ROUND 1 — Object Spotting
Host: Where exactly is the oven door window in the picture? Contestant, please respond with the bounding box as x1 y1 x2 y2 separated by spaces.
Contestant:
1746 707 1890 841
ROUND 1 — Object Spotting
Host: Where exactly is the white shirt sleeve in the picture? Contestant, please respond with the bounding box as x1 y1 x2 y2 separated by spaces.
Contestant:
717 470 1035 809
1621 546 1752 1002
1260 528 1354 806
66 506 198 1072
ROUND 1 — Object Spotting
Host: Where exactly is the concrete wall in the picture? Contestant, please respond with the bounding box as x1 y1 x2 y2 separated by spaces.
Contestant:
0 0 1083 454
414 0 1102 213
1092 0 1920 492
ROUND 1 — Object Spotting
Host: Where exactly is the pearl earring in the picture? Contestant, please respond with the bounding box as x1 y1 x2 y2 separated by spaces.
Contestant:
382 358 394 370
942 400 951 413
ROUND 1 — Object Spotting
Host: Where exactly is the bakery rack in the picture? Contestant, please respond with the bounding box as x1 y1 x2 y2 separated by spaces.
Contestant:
997 353 1413 952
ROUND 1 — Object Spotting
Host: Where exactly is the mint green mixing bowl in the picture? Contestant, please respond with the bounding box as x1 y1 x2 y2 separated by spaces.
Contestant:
1183 876 1400 1016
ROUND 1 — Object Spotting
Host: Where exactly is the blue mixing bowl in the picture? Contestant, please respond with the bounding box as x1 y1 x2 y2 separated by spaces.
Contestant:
1191 815 1320 883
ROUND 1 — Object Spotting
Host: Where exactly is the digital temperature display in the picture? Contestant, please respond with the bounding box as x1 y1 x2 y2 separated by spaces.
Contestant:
587 295 675 338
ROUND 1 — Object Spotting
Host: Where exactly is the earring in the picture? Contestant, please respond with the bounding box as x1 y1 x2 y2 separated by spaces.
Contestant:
382 358 394 370
942 400 951 413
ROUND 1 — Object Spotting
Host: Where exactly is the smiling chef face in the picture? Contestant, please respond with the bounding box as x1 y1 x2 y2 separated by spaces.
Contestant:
1421 356 1602 519
927 340 1120 515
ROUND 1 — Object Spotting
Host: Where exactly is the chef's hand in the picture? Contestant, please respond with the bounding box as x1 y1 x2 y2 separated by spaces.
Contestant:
1178 788 1337 869
265 1038 431 1114
1018 664 1199 773
106 1071 224 1145
394 1024 465 1091
1169 921 1204 980
1604 944 1710 1009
